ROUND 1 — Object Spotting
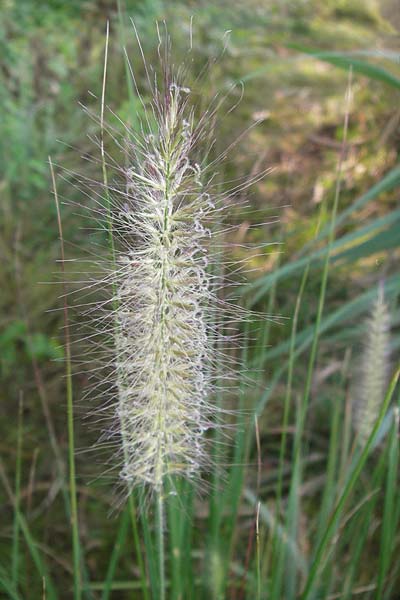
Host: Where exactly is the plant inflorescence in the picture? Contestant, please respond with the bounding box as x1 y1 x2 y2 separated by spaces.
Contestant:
352 285 391 444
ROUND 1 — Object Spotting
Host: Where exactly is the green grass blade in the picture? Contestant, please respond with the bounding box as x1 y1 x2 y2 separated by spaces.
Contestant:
11 395 23 588
101 508 130 600
376 405 400 597
314 361 348 553
300 368 400 600
258 275 400 365
167 478 194 599
139 490 158 599
303 165 400 254
221 318 253 591
247 202 400 303
243 489 307 575
50 157 81 599
340 450 387 600
0 460 57 600
269 263 310 600
254 276 400 424
127 493 150 600
286 44 400 90
0 566 23 600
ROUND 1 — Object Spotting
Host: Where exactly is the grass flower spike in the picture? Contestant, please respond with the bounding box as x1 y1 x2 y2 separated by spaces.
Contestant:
112 73 214 492
352 286 391 444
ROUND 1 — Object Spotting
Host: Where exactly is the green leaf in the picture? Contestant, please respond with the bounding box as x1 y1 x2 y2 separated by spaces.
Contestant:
286 44 400 90
246 167 400 304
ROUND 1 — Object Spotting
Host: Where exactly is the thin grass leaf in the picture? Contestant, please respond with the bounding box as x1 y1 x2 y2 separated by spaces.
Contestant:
269 262 310 600
101 508 130 600
0 566 23 600
49 156 82 600
259 275 400 366
11 395 23 588
376 407 400 597
286 44 400 90
339 452 387 600
300 368 400 600
243 488 308 575
247 203 400 303
304 166 400 254
0 460 57 600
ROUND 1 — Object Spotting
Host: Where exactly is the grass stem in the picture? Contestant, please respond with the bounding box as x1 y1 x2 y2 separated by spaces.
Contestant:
156 490 166 600
100 24 148 599
11 394 23 588
49 156 81 600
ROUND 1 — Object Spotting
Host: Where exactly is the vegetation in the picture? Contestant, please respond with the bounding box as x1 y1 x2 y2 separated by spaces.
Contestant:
1 0 399 598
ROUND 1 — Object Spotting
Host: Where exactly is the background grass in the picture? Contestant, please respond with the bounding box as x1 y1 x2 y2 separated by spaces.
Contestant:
1 0 400 598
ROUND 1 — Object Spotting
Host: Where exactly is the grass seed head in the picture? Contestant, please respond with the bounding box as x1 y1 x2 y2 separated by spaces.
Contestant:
352 286 391 445
112 76 215 492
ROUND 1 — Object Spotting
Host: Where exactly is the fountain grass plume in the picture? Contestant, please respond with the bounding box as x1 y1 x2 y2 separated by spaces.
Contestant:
114 78 214 492
352 285 391 445
64 25 273 499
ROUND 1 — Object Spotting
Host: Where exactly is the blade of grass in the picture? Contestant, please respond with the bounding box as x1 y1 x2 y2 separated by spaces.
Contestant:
167 483 180 599
286 45 400 90
269 263 310 600
312 384 342 596
338 356 352 486
139 489 158 599
49 156 81 599
243 488 307 575
167 477 194 600
258 273 400 366
302 165 400 255
156 490 166 600
247 202 400 305
322 420 390 598
300 367 400 600
221 316 253 592
339 459 385 600
128 493 150 600
376 405 400 597
11 394 23 588
208 252 228 591
255 500 261 600
101 508 130 600
289 70 352 599
314 366 345 548
0 566 23 600
100 25 148 600
0 460 57 600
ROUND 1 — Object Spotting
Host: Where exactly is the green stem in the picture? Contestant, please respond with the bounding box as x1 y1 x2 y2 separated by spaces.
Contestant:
100 26 148 600
156 490 166 600
256 501 261 600
49 156 81 599
128 494 149 600
11 395 23 587
298 70 351 451
269 263 309 600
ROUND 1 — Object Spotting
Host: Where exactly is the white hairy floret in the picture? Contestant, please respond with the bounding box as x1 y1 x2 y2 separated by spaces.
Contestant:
113 83 214 491
353 288 391 444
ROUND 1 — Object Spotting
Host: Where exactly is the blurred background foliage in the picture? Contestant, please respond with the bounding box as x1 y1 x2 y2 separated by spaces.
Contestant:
0 0 399 597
